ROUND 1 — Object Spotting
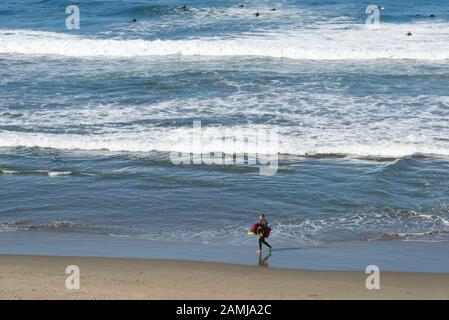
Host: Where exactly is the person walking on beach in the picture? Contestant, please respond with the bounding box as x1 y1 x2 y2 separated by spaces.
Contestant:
256 213 272 253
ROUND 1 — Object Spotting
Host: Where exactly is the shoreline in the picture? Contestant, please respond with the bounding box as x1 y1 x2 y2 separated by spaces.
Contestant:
1 230 449 273
1 254 449 299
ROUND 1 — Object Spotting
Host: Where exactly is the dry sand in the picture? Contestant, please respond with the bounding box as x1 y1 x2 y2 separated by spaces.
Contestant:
0 254 448 299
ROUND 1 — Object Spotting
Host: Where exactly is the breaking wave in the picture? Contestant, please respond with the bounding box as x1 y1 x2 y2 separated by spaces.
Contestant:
0 129 448 158
2 25 449 60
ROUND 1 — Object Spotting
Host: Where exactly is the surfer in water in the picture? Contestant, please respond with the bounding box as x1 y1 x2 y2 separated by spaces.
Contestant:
256 213 272 253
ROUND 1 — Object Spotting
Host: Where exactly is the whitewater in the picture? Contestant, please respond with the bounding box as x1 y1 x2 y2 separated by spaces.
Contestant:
1 21 449 60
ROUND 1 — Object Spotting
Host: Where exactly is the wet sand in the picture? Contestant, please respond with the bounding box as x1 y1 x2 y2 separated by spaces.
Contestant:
1 255 448 299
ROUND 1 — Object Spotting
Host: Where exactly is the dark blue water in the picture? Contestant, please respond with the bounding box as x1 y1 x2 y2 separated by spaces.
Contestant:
1 1 449 265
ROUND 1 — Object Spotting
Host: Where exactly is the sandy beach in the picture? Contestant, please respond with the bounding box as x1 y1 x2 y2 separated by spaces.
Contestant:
0 254 448 300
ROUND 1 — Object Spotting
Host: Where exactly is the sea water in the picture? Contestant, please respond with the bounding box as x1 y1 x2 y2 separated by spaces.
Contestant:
0 0 448 271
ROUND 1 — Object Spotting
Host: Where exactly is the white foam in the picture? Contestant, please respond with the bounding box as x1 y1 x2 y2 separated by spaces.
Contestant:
1 128 449 158
0 170 20 175
1 23 449 60
1 87 448 158
47 171 72 177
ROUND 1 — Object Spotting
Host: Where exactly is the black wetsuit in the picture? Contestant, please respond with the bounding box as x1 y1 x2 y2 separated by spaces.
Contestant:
258 219 272 251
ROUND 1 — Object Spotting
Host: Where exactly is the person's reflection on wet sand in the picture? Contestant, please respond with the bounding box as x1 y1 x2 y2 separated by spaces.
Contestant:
258 252 272 267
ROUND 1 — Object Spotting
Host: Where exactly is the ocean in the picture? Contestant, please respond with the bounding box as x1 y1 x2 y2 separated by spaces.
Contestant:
0 0 448 271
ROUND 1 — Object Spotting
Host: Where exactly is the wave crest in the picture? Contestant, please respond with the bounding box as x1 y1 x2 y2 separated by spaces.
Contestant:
2 26 449 60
